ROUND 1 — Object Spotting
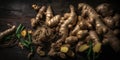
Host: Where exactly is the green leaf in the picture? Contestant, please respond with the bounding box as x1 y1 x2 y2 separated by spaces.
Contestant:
16 24 25 34
15 24 25 39
20 39 32 48
16 34 21 39
28 33 32 42
20 39 29 48
24 40 31 45
16 24 22 34
20 26 25 32
87 41 92 56
30 46 34 52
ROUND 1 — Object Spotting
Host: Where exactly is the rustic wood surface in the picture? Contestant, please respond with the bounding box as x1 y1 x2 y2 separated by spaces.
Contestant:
0 0 120 60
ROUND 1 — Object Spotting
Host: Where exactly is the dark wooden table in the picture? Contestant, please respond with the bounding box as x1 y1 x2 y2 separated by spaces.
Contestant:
0 0 120 60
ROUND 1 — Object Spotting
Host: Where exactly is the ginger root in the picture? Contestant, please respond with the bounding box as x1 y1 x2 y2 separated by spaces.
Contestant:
69 16 82 36
96 3 113 17
66 50 75 58
77 30 88 39
78 3 98 22
36 6 46 20
103 31 120 52
30 3 120 59
59 5 77 38
32 26 54 45
36 46 45 56
45 6 61 27
45 6 53 25
65 36 78 44
46 15 61 27
31 6 46 28
76 41 84 52
32 4 40 11
95 17 108 35
57 52 66 59
0 25 16 40
78 3 108 34
103 16 115 29
89 31 102 53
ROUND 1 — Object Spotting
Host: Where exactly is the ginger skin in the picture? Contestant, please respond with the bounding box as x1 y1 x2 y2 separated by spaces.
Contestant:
46 15 61 27
78 3 108 34
59 5 77 39
89 31 102 53
0 25 16 40
31 6 46 28
45 6 61 27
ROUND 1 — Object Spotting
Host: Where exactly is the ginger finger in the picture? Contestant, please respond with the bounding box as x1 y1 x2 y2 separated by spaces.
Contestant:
89 31 102 53
0 25 16 40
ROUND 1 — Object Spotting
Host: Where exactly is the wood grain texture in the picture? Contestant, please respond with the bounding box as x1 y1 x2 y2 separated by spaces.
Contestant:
0 0 120 60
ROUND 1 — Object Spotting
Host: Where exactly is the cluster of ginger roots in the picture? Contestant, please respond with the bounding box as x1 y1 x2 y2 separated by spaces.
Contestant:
30 3 120 58
1 3 119 59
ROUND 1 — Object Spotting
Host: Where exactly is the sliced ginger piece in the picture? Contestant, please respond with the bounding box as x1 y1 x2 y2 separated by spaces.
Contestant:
28 30 33 34
79 44 89 52
60 46 69 53
21 29 27 37
93 42 102 53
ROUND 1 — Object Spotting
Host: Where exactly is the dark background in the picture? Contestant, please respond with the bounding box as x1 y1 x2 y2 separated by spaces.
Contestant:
0 0 120 60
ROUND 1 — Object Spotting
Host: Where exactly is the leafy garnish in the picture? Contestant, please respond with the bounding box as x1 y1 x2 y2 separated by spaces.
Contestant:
87 41 92 60
16 24 22 34
16 24 34 52
20 39 31 48
87 41 92 56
